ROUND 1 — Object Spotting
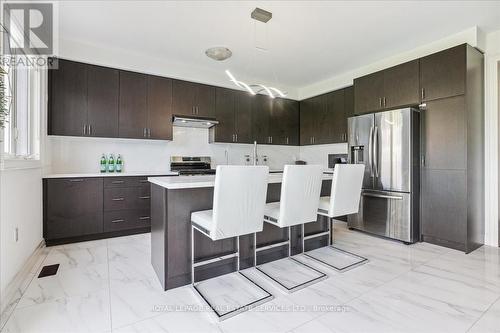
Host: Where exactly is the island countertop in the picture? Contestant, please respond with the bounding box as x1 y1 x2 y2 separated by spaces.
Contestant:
149 172 333 190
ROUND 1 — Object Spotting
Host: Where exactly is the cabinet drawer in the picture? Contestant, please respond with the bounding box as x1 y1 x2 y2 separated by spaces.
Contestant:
104 187 150 211
103 210 151 232
103 176 149 188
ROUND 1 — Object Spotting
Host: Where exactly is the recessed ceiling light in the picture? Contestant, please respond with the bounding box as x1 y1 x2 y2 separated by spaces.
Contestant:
205 47 232 61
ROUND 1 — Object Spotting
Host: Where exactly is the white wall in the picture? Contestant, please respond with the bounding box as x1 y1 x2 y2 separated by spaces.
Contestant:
0 168 43 295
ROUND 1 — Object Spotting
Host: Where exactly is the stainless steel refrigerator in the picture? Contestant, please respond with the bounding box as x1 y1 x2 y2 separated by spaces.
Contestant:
347 108 420 244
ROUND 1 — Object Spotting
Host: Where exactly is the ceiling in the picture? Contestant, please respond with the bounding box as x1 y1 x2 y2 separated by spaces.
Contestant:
58 1 500 91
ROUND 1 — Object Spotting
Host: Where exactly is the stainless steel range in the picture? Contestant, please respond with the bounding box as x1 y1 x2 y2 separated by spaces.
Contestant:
170 156 216 176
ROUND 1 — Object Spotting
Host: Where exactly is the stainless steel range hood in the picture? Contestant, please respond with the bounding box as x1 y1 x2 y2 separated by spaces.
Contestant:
172 115 219 129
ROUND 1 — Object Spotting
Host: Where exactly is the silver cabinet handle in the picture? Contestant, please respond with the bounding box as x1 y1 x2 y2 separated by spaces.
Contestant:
362 193 403 200
286 137 289 145
139 196 150 199
111 180 124 184
112 197 125 201
111 219 125 223
69 179 84 182
421 88 425 100
148 128 151 138
139 179 148 183
88 125 92 135
83 125 86 135
232 134 235 142
143 128 147 137
235 133 238 142
139 216 150 220
379 97 382 108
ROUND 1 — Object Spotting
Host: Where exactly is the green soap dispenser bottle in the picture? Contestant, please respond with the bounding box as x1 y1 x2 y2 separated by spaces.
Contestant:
108 154 115 173
116 154 123 173
100 154 107 173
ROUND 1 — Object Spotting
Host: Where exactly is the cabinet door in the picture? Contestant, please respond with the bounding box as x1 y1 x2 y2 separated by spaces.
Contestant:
313 95 329 144
344 86 354 118
213 87 236 143
354 71 384 114
422 96 466 170
299 98 315 145
325 90 345 144
420 44 466 102
45 178 103 240
119 71 148 139
235 91 253 143
172 80 197 116
421 169 467 245
147 75 173 140
383 60 420 108
195 84 215 117
48 59 88 136
87 65 119 137
252 94 272 144
281 99 299 145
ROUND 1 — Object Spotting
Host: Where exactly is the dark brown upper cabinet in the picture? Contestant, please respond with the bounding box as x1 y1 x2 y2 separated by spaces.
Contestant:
420 44 466 102
119 71 148 139
49 59 88 136
354 71 384 114
354 60 420 115
344 86 354 119
147 76 173 140
172 80 215 117
269 98 299 145
252 94 273 144
211 88 253 144
87 65 119 137
325 89 347 144
383 60 420 109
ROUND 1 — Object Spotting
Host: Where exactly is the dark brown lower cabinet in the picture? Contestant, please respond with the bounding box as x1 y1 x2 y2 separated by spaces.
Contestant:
43 176 161 246
44 178 103 240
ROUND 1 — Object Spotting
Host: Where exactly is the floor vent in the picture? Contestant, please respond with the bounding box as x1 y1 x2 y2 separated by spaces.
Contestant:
38 264 59 278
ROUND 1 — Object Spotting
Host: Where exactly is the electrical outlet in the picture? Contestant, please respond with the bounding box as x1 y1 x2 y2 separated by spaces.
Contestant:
15 227 18 242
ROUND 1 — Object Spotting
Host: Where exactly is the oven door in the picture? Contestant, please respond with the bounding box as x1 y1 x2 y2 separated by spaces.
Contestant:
347 190 411 242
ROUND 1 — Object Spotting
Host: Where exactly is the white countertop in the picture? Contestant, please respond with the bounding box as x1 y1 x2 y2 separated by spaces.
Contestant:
43 171 179 179
149 172 333 190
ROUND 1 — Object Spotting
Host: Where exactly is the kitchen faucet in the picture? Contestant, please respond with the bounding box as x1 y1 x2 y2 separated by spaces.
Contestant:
253 141 258 165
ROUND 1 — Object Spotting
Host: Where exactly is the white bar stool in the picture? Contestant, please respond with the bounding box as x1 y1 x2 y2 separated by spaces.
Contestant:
255 165 327 292
190 165 273 321
304 164 368 271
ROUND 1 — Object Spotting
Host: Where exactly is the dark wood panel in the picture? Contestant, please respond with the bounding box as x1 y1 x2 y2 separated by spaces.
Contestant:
299 97 315 145
172 80 197 116
196 84 216 117
119 71 148 139
87 65 119 137
383 59 420 108
235 91 253 143
45 178 103 240
49 59 88 136
252 94 273 144
103 209 150 232
354 71 384 114
325 89 345 144
421 169 467 245
147 75 173 140
423 96 466 170
420 44 466 102
213 87 236 143
103 176 149 188
344 86 354 119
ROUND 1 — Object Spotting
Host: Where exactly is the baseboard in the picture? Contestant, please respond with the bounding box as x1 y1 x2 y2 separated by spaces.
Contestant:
0 240 46 325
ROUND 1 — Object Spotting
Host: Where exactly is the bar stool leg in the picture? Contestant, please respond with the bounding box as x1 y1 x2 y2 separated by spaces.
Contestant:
191 225 195 285
288 227 292 257
329 218 333 246
237 236 240 272
301 224 305 253
254 233 257 266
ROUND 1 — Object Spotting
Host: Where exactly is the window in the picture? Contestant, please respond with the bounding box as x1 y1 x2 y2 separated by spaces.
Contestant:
2 60 41 159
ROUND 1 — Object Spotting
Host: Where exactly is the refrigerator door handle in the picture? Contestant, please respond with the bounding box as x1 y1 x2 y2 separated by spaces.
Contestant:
373 126 379 178
368 126 374 177
362 192 403 200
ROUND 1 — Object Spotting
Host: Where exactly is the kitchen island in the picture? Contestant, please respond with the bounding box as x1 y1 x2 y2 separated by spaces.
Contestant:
148 173 334 291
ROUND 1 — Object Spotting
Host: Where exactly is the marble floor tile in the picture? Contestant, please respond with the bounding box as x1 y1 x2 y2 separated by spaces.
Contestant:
2 290 111 333
194 272 272 318
468 296 500 333
257 257 326 291
17 263 109 308
0 273 36 330
42 246 108 271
